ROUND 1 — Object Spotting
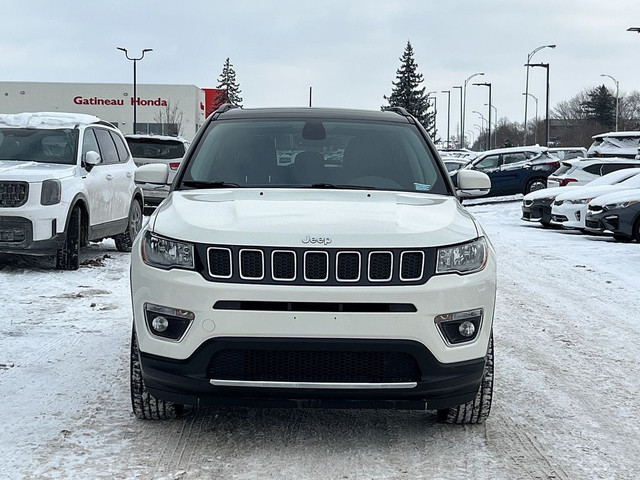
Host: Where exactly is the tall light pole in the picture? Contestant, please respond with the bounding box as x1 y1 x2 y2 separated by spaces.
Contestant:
474 82 492 151
525 62 550 146
441 90 451 149
600 74 619 131
524 44 555 144
485 103 497 148
462 73 484 148
453 86 463 148
117 47 153 134
522 93 539 144
466 130 475 146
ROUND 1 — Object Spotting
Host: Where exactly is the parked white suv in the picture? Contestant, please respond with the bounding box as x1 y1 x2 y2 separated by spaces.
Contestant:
0 112 144 270
130 106 496 424
125 134 190 208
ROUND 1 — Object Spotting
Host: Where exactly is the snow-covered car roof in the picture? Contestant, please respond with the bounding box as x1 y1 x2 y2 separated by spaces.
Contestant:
591 131 640 139
587 131 640 157
474 145 548 157
0 112 101 129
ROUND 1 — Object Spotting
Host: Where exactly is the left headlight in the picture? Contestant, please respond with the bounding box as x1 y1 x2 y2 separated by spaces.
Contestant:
604 200 639 211
436 237 488 275
567 198 591 205
40 179 61 205
141 231 195 270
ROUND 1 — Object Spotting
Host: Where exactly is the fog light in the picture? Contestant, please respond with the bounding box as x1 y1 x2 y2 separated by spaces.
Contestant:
151 316 169 332
459 320 476 337
144 303 195 340
434 308 483 345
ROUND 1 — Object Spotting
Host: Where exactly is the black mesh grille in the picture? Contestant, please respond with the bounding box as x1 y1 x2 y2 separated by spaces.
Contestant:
0 182 29 208
337 252 360 281
369 252 392 281
272 251 296 280
240 250 263 278
207 349 420 383
401 252 423 280
209 248 232 277
305 252 328 280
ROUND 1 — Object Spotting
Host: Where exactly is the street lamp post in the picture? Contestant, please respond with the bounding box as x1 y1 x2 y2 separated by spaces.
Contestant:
522 93 539 144
484 103 497 148
524 44 555 144
441 90 451 149
117 47 153 134
474 82 492 151
600 74 619 131
466 130 475 146
453 86 463 148
462 72 484 148
525 62 550 146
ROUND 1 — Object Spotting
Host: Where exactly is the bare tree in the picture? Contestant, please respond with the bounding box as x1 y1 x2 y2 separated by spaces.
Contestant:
154 100 184 136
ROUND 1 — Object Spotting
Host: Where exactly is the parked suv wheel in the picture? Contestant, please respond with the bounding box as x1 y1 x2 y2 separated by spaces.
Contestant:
115 199 143 253
525 178 546 194
55 206 81 270
438 334 494 424
130 328 182 420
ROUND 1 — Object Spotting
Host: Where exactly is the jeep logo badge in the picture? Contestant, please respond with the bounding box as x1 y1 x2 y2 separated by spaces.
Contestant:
302 235 332 245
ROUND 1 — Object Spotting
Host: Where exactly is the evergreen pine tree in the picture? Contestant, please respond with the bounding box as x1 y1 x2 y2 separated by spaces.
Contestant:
216 58 243 107
582 84 616 129
383 41 435 137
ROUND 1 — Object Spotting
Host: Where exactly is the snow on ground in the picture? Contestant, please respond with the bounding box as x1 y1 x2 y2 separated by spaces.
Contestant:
1 198 640 479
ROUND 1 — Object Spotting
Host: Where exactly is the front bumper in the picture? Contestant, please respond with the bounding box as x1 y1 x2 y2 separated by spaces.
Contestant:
521 203 552 224
139 336 487 410
0 215 65 255
551 203 587 229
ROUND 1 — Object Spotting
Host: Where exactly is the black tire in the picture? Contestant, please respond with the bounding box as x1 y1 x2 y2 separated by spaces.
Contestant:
115 199 143 253
438 334 494 424
633 217 640 242
613 234 631 242
525 178 546 194
130 328 181 420
55 206 81 270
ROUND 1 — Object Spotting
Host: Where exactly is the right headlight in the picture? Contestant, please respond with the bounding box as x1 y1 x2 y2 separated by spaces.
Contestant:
141 231 195 270
436 237 488 275
603 200 639 211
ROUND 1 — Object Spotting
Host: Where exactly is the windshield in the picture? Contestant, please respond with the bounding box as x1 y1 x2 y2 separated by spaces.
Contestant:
0 128 78 165
180 119 448 194
126 138 186 159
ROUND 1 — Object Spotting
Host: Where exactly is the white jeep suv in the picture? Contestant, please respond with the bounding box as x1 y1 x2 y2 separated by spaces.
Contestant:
0 112 144 270
130 106 496 424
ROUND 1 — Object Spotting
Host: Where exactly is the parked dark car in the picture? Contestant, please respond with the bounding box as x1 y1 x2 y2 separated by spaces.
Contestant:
453 146 559 196
585 188 640 241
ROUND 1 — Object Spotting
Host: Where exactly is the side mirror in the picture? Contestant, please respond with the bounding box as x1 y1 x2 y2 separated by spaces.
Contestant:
457 169 491 198
83 150 101 171
135 163 169 185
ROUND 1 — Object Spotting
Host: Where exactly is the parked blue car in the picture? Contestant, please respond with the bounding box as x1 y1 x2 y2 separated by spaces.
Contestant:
452 146 560 196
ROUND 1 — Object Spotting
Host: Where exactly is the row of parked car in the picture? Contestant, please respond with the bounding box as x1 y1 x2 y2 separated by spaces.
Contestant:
0 112 189 270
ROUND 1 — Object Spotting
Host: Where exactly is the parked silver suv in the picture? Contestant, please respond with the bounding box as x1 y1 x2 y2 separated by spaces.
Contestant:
125 134 190 208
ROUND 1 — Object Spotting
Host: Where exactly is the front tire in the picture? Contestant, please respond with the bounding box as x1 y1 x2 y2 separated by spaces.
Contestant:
130 328 181 420
633 217 640 242
55 206 81 270
438 334 494 424
115 199 143 252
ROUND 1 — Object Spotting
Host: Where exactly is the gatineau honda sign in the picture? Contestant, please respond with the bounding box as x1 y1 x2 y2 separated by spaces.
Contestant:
0 81 207 140
73 95 169 107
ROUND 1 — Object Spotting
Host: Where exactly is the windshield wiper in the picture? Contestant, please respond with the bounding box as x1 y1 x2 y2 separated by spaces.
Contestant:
181 180 241 189
308 183 376 190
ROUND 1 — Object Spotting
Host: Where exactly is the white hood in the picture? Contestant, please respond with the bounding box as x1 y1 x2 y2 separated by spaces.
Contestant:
523 186 579 201
590 188 640 207
150 189 481 248
0 160 77 182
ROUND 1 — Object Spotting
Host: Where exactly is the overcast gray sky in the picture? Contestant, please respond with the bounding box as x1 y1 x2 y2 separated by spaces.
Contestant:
2 0 640 142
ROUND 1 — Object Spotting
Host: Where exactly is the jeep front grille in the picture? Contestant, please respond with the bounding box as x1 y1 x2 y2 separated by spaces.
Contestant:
201 245 435 286
0 182 29 207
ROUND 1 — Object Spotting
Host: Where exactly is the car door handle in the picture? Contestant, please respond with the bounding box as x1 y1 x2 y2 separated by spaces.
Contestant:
106 174 113 180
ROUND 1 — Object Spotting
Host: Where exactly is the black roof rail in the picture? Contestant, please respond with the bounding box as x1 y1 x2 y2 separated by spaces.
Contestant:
382 106 411 117
214 103 240 114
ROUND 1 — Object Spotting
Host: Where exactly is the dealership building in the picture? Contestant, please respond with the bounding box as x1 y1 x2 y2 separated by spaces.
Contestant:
0 81 223 140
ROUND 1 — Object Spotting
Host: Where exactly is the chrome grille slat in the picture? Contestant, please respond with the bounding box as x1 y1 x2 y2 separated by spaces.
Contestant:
205 245 429 286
